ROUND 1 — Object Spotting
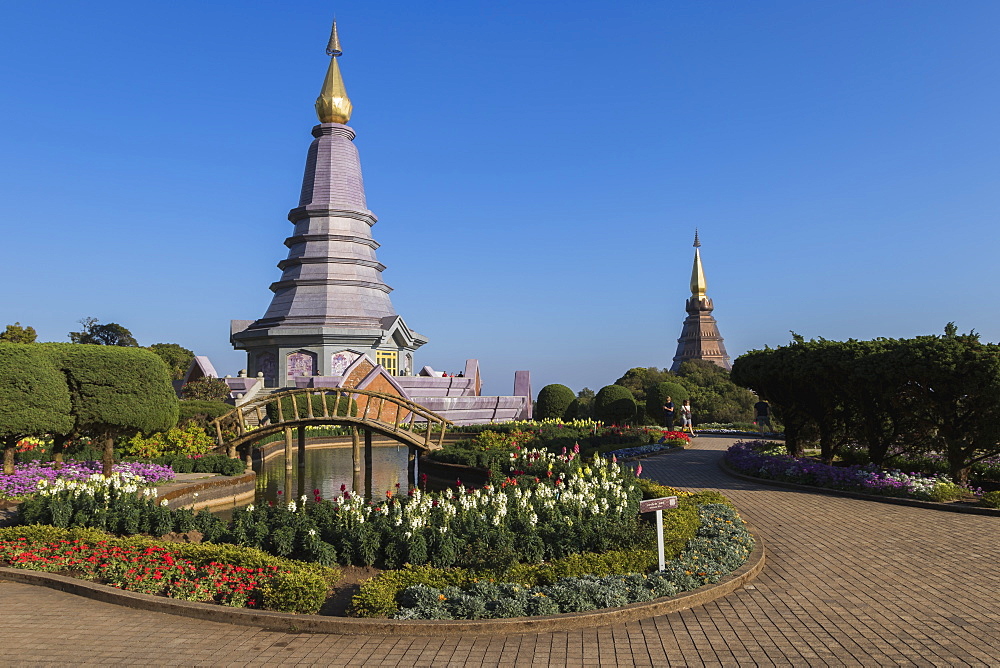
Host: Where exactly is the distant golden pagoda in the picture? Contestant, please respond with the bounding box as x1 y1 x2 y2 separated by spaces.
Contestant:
670 230 731 371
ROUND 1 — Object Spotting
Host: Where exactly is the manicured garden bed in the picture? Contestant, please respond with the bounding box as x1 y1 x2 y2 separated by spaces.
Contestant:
6 438 758 620
0 525 337 613
725 441 990 505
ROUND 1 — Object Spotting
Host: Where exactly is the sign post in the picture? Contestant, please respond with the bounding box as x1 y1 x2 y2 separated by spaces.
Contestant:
639 496 678 571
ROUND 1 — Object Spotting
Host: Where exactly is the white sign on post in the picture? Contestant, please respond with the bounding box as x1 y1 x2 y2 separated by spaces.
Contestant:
639 496 679 571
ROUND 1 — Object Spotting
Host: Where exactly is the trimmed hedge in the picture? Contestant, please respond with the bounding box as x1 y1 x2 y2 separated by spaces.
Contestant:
536 385 577 421
594 385 638 424
0 344 74 473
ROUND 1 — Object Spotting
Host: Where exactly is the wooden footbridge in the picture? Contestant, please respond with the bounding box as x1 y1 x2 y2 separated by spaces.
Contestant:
211 388 452 497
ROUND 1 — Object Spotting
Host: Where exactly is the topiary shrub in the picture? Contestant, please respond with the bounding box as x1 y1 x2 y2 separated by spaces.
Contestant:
39 343 178 476
594 385 637 424
535 384 576 421
0 344 74 474
181 377 231 402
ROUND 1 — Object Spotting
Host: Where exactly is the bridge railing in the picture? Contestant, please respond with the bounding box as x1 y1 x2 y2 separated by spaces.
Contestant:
211 387 452 453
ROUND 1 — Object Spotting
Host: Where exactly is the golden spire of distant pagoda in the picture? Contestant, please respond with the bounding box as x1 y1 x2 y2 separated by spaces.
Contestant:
690 229 707 298
315 19 353 124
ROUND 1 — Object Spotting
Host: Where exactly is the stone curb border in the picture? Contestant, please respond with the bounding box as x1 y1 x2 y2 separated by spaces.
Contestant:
719 459 1000 518
159 472 256 503
0 536 764 636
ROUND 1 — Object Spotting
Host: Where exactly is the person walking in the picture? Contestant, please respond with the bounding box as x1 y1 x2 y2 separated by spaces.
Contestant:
680 399 695 436
755 398 774 434
663 396 675 430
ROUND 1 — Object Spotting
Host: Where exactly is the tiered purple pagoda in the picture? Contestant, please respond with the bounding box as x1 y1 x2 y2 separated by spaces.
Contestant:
231 20 427 388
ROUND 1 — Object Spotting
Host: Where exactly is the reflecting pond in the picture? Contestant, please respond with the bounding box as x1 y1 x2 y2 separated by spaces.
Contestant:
254 443 410 505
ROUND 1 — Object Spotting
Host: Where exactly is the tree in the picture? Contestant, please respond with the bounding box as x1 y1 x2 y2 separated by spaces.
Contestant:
0 322 37 344
0 344 74 474
69 317 139 346
148 343 195 380
883 332 1000 484
674 360 756 425
181 377 231 402
614 367 673 404
569 387 596 420
43 343 178 475
732 346 814 456
594 385 638 424
535 384 576 421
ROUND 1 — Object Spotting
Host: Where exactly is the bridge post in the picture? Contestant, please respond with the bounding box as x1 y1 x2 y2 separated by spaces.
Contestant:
364 428 373 501
283 427 294 499
351 427 362 493
297 425 307 499
407 445 417 492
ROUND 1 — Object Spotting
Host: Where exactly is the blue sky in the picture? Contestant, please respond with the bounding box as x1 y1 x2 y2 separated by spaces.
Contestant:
2 1 999 396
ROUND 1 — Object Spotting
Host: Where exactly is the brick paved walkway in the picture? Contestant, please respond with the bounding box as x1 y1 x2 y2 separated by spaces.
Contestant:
2 436 998 667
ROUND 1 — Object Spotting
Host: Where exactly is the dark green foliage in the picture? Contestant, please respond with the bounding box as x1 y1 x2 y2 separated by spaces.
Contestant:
69 317 138 346
40 343 179 475
613 365 753 425
177 400 233 428
265 394 358 422
0 322 37 343
0 344 74 473
594 385 638 424
535 384 576 421
180 377 231 401
614 368 674 404
569 387 596 420
42 343 178 435
732 327 1000 483
674 360 756 424
645 381 689 426
147 343 195 381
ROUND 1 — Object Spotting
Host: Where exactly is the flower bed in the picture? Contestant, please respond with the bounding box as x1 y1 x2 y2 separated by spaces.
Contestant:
0 461 174 500
605 431 691 460
725 441 979 502
18 449 651 571
0 526 338 613
391 503 753 620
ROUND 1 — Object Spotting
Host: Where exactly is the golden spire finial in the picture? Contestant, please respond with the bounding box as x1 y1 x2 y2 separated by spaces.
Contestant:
690 229 707 298
315 18 353 124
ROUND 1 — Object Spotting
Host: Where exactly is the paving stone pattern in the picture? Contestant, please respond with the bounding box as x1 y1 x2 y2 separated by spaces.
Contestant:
2 436 998 667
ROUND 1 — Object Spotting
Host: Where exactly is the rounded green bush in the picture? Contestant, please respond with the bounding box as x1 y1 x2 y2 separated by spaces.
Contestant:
535 384 576 421
594 385 637 424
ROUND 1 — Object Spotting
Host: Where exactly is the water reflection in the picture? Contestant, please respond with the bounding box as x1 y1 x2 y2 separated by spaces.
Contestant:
255 443 410 505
